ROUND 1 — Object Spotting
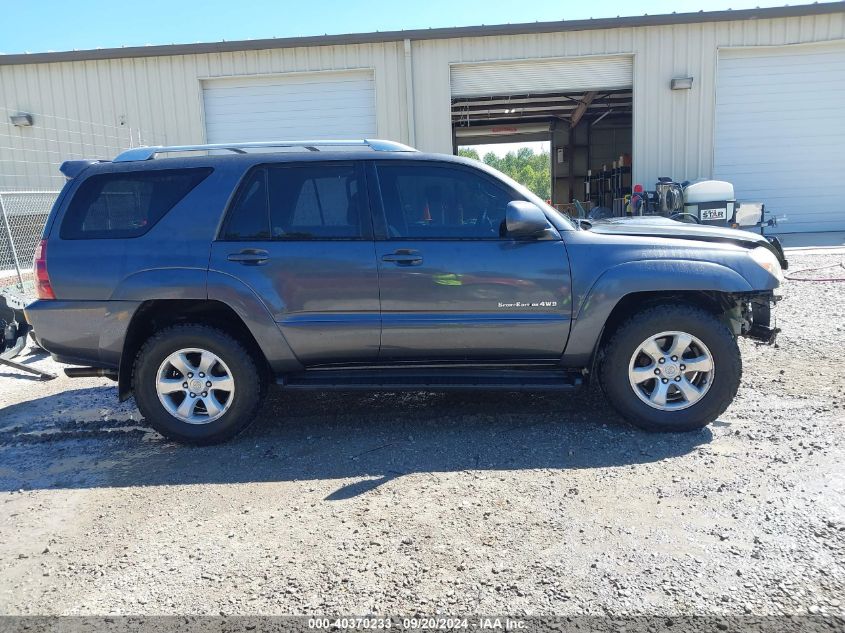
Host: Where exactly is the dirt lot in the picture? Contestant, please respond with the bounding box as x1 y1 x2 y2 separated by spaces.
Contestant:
0 249 843 618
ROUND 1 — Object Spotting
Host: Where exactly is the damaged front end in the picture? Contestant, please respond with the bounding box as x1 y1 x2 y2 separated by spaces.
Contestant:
725 291 781 345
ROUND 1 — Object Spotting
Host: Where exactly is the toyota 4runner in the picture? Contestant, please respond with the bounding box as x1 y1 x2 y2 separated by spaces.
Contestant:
25 139 785 444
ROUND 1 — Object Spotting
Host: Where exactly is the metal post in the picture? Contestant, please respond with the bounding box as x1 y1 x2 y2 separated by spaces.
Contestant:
403 38 416 148
0 193 25 291
0 356 57 381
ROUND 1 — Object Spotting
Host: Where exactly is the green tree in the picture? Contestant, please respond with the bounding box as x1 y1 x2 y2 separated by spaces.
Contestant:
459 146 550 200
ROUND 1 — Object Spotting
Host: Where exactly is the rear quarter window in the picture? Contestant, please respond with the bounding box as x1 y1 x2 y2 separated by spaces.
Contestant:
60 168 212 239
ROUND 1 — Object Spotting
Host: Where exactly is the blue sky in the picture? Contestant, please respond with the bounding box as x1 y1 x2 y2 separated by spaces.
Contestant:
1 0 823 54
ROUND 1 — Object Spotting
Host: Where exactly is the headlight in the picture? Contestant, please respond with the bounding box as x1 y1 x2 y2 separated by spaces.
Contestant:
749 246 784 282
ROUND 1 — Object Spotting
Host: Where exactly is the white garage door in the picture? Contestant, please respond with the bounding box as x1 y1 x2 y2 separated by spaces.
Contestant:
450 55 633 98
202 70 377 143
715 43 845 233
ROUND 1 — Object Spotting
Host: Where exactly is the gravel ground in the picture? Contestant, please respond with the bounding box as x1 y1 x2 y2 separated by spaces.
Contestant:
0 249 843 619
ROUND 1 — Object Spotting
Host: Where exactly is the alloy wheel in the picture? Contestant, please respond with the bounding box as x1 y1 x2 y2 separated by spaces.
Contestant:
155 348 235 424
627 330 714 411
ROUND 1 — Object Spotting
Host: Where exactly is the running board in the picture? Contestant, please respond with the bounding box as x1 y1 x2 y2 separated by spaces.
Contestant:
277 368 583 391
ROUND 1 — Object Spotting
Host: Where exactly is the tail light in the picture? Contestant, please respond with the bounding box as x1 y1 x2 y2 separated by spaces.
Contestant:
33 239 55 300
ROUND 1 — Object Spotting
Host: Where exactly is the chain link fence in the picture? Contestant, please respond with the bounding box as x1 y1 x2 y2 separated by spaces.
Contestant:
1 105 166 302
0 190 59 298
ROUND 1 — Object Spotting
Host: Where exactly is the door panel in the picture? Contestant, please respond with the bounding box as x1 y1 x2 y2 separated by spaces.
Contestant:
202 70 377 143
378 239 572 359
450 56 633 98
372 161 572 361
209 161 380 363
715 43 845 232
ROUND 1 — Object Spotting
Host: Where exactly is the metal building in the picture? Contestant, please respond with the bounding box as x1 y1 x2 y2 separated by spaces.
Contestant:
1 3 843 231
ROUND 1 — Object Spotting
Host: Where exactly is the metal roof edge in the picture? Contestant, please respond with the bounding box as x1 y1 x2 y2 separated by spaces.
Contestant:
1 3 843 66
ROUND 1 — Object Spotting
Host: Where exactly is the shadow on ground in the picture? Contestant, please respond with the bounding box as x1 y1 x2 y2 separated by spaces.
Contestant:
0 385 712 497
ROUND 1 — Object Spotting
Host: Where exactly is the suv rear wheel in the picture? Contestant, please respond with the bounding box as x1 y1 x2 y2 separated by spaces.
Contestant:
600 304 741 432
133 324 264 444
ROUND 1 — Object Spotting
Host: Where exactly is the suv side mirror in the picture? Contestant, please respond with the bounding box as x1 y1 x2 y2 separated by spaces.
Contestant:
506 201 552 238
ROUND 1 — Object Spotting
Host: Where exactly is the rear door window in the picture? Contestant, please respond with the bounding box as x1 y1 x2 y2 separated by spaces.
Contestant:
60 168 212 239
220 162 369 240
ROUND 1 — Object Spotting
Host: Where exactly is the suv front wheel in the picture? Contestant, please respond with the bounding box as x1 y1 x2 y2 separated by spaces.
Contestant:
600 304 742 432
133 324 264 444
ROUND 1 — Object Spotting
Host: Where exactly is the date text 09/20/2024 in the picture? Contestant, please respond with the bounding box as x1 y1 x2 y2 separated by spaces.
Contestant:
307 617 526 630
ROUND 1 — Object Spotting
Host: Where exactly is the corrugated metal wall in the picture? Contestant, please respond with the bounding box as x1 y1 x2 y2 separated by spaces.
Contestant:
0 13 843 190
411 13 845 185
0 42 408 189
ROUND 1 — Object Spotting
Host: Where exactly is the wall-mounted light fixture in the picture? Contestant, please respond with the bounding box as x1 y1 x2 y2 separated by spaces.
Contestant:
670 77 694 90
10 113 33 127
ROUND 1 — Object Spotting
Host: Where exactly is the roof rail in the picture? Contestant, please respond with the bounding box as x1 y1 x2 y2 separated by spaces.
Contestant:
112 139 417 162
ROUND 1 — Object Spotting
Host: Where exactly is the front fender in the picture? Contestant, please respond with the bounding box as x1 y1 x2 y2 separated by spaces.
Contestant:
563 259 753 366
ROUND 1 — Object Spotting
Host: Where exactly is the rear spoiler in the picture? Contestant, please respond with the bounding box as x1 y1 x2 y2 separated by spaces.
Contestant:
59 159 105 180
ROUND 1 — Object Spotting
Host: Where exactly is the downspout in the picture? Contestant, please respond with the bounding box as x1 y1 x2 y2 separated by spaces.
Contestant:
403 38 416 147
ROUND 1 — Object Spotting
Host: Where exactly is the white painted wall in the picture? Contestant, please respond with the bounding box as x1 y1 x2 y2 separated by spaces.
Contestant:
0 12 843 193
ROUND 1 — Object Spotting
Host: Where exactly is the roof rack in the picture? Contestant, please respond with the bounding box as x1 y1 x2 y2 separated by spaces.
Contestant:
112 139 417 162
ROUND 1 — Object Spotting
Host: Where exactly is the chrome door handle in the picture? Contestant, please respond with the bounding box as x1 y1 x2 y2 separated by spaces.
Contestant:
227 249 269 265
382 250 422 266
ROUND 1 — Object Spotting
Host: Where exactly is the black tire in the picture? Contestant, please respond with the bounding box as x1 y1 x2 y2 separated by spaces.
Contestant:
599 304 741 432
133 324 264 445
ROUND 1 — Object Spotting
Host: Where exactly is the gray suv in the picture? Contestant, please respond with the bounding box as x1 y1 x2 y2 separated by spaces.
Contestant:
26 139 785 444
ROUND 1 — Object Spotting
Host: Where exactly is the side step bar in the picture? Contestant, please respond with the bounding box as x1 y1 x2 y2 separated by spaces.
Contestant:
277 368 583 391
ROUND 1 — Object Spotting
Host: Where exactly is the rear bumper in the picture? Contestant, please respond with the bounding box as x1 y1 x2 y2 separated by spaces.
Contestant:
24 299 139 368
25 299 110 366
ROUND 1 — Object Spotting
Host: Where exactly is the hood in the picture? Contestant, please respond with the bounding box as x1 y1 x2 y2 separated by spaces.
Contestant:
587 216 788 268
